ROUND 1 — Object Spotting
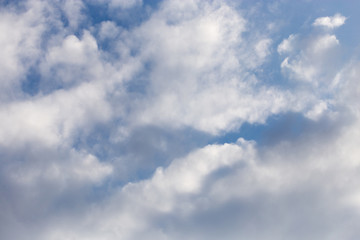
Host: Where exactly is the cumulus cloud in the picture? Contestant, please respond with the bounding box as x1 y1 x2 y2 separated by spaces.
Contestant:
277 34 296 54
1 0 360 239
124 0 298 135
38 101 360 239
278 25 343 92
0 1 46 99
312 34 339 53
0 82 112 147
40 139 257 240
313 13 347 29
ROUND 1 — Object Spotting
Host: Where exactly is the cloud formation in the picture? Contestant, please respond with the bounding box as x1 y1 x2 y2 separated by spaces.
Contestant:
1 1 360 239
313 13 347 29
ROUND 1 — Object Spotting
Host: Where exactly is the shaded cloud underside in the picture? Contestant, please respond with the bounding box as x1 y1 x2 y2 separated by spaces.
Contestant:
0 0 360 239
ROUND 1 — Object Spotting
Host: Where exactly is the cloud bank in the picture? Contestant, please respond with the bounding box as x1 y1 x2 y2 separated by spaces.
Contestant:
0 0 359 239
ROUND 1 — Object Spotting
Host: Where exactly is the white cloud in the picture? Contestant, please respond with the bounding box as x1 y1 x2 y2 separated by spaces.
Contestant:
312 34 339 53
278 34 296 54
279 30 341 87
39 138 257 240
9 149 113 187
47 32 98 65
304 100 328 120
0 2 46 99
62 0 86 29
1 0 360 240
333 61 360 112
313 13 346 29
98 21 122 40
0 82 112 147
255 38 272 59
40 30 106 87
123 138 255 210
281 57 317 82
123 0 298 135
38 96 360 239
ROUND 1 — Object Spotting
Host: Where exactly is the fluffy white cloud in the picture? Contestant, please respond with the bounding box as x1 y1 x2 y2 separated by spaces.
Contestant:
38 139 256 240
0 1 46 100
0 82 112 147
1 0 360 239
313 13 346 29
278 22 343 98
312 34 339 53
278 34 296 54
277 24 347 121
7 149 112 187
38 96 360 239
122 0 298 135
62 0 86 29
46 32 97 66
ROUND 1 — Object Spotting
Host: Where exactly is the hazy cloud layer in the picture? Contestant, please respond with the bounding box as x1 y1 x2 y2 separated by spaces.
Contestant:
1 0 359 239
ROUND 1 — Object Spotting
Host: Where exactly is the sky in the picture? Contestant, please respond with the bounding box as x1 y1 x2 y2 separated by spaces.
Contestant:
1 0 360 239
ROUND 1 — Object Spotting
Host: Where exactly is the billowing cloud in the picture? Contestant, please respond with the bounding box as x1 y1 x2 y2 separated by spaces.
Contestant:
125 0 297 134
1 0 360 239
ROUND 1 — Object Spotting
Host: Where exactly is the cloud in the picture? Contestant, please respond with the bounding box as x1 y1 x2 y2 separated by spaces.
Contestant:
38 97 360 239
61 0 86 29
0 82 112 148
278 25 342 90
313 13 346 29
255 38 272 59
278 34 296 54
277 29 345 122
0 1 46 99
312 34 339 53
39 138 257 240
123 0 298 135
46 32 97 66
1 0 360 240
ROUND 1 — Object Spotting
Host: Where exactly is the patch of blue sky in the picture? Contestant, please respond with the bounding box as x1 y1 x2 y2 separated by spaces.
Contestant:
21 66 41 96
214 107 346 153
213 112 309 146
0 0 26 9
235 2 307 88
124 61 153 94
73 121 212 184
84 0 159 30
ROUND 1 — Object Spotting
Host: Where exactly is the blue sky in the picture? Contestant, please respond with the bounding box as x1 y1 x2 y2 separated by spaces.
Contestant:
1 0 360 239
